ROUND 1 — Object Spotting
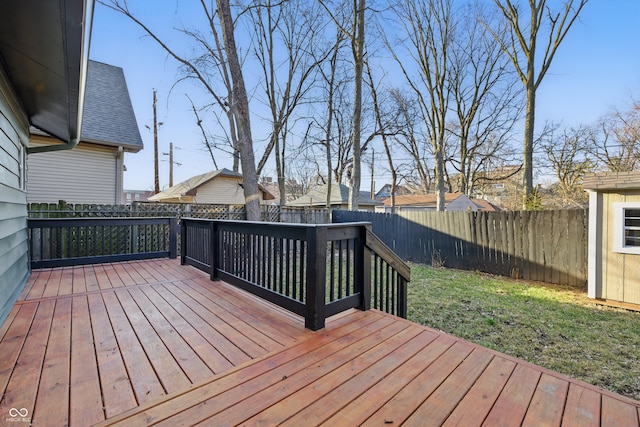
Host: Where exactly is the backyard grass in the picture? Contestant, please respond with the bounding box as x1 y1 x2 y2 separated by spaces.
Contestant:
407 264 640 401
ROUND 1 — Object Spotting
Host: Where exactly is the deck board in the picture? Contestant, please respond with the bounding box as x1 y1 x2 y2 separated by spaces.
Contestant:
70 295 104 427
0 259 638 426
86 292 138 418
0 300 54 420
32 298 71 427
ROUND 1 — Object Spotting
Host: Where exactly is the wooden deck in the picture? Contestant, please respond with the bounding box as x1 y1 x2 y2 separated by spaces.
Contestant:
0 260 638 426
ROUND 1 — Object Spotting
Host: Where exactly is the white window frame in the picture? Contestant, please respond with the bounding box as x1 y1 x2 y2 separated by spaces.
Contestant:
19 143 26 191
613 202 640 255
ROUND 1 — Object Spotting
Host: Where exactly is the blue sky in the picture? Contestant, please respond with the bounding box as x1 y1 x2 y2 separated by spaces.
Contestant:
89 1 640 191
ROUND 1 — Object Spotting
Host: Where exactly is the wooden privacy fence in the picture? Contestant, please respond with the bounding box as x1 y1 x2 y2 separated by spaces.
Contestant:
333 209 588 288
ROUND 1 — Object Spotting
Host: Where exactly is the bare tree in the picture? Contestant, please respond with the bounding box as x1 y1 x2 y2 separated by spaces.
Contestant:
102 0 261 219
248 0 326 206
489 0 588 208
217 0 260 220
447 3 523 196
388 0 454 211
318 30 347 207
590 100 640 172
319 0 366 210
388 88 434 195
541 124 593 207
364 62 407 211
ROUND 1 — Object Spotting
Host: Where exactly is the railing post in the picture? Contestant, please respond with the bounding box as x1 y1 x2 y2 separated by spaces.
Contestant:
169 217 177 259
305 225 327 330
398 277 408 318
356 224 371 312
210 221 219 280
180 218 187 265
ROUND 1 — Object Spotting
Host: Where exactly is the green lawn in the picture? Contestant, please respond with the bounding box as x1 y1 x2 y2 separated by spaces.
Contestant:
407 264 640 401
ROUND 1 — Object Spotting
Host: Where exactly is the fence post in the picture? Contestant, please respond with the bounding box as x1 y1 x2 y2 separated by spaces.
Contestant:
169 217 177 259
356 224 371 312
180 219 187 265
305 225 327 330
210 221 219 281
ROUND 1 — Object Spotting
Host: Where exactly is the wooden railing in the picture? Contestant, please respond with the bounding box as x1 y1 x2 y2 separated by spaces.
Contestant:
181 218 410 330
28 217 177 269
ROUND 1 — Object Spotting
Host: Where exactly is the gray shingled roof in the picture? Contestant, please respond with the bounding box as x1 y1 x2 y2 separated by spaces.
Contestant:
288 182 381 207
81 60 143 152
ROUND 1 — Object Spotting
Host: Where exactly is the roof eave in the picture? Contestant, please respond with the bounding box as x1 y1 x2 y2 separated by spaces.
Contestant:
0 0 95 152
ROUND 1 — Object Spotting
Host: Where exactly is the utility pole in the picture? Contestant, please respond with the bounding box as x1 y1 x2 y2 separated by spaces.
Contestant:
153 89 160 194
163 142 174 188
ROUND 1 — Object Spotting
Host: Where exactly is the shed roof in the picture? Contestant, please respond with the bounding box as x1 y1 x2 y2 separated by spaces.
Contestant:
582 171 640 190
81 60 143 152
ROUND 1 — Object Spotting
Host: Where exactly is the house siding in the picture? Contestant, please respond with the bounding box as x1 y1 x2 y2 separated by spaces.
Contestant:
27 140 119 204
0 69 30 325
194 176 247 204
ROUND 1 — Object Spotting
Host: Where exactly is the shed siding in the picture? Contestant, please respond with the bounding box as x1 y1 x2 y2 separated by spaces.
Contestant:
195 177 248 205
0 71 30 325
601 191 640 304
27 140 119 204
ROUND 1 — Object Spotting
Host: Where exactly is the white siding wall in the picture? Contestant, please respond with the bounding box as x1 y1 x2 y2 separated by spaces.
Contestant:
0 70 30 325
194 177 250 204
27 140 119 204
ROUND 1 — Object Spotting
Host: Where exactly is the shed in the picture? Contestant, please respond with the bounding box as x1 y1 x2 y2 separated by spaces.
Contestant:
583 171 640 310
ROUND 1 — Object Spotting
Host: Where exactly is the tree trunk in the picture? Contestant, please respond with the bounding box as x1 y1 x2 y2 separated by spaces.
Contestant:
217 0 261 221
523 80 535 208
348 0 365 211
435 144 446 211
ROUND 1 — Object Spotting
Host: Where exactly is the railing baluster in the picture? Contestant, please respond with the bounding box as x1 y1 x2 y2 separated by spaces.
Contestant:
338 239 343 299
329 241 335 301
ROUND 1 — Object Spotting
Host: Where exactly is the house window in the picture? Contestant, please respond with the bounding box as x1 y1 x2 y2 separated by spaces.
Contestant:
613 202 640 254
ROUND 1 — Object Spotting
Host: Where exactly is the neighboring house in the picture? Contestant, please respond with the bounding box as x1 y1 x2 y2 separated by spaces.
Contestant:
583 171 640 310
123 189 154 204
374 184 413 202
375 193 499 213
288 182 382 212
27 60 143 204
455 165 523 210
148 168 275 204
0 0 92 324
